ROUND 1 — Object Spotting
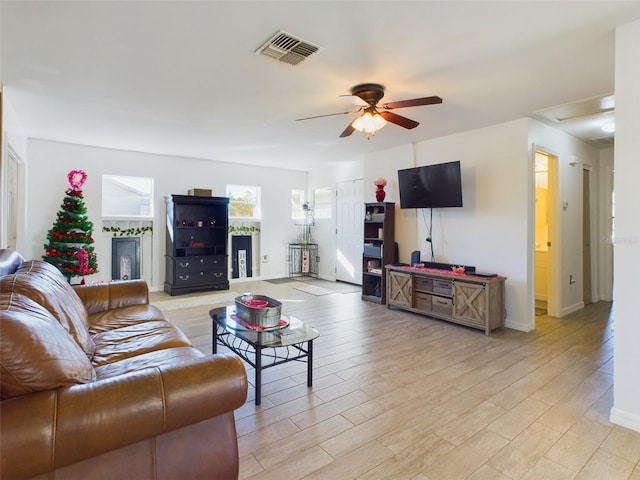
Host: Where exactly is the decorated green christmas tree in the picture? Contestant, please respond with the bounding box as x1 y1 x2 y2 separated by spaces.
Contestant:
42 170 98 283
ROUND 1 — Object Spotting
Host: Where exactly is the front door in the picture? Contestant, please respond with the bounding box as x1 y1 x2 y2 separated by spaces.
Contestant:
336 179 364 284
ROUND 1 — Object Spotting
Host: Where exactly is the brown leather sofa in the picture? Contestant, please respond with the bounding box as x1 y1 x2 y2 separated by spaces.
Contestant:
0 249 248 480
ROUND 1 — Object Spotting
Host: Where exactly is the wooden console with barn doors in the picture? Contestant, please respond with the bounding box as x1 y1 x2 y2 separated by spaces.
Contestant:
386 265 505 335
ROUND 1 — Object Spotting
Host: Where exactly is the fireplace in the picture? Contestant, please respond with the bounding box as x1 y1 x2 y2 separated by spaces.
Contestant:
231 235 252 278
111 237 140 280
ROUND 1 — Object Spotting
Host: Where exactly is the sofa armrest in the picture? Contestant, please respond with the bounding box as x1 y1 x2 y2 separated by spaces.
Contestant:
73 279 150 314
1 353 247 479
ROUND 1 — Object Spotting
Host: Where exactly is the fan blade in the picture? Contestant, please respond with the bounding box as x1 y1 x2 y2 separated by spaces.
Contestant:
339 123 356 138
339 94 369 107
296 110 357 121
381 96 443 110
380 111 419 129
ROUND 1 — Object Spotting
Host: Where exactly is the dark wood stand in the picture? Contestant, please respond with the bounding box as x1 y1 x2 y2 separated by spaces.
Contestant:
288 243 319 278
362 202 395 304
164 194 229 295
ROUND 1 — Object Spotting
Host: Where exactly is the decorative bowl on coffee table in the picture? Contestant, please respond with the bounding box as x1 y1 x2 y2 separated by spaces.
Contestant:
234 295 282 327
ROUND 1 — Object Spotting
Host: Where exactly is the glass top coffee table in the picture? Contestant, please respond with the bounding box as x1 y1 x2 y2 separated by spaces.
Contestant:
209 305 320 405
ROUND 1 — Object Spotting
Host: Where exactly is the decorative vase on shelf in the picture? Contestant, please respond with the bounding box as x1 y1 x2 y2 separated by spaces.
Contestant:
375 184 386 202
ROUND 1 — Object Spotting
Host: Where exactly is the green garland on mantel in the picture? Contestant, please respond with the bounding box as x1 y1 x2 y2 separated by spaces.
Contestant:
102 225 153 237
228 225 260 235
103 225 259 236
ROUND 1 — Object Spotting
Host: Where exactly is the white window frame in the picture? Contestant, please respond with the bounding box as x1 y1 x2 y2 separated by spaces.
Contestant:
101 174 154 219
227 184 261 220
313 187 332 219
291 189 306 221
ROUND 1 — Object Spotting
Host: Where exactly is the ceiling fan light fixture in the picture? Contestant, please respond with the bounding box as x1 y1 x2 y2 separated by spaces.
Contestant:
297 83 441 139
352 111 387 137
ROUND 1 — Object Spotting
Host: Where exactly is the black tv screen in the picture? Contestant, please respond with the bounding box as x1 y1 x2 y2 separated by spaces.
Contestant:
398 161 463 209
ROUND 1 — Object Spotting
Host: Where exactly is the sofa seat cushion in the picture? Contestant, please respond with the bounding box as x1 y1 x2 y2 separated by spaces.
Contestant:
94 347 205 380
91 321 192 367
87 304 168 334
0 293 96 399
2 260 96 358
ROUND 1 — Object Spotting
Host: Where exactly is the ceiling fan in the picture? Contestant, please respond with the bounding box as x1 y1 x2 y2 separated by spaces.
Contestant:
296 83 443 139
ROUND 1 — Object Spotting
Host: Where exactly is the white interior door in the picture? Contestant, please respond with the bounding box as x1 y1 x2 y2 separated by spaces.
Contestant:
336 179 363 284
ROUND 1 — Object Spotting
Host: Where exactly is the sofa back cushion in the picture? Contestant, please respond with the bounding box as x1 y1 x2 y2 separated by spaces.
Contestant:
0 292 96 400
0 249 24 276
0 260 96 357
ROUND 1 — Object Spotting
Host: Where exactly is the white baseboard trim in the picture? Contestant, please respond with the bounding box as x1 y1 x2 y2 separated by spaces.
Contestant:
561 301 584 317
506 318 534 333
229 275 277 283
318 274 335 282
610 407 640 433
151 272 329 292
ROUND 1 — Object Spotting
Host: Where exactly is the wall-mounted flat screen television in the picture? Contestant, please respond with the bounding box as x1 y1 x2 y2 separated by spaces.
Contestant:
397 161 463 209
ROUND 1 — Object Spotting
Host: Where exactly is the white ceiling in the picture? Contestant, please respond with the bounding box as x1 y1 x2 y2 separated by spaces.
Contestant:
2 1 639 171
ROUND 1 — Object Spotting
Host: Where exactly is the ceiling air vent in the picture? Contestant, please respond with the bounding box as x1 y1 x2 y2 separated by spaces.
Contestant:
256 30 320 66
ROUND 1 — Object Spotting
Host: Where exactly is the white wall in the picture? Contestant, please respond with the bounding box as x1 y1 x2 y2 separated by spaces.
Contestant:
2 95 27 161
25 139 308 289
611 18 640 433
363 118 606 334
365 120 532 332
419 120 532 332
363 144 416 265
597 147 614 302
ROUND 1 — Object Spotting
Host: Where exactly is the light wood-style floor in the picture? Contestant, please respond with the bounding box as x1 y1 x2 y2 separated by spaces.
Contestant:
152 279 640 480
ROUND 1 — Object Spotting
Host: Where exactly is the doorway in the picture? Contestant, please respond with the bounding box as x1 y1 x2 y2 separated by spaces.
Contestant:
534 150 558 317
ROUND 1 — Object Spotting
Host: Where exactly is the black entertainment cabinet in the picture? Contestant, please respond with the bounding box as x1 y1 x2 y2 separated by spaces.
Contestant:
164 194 229 295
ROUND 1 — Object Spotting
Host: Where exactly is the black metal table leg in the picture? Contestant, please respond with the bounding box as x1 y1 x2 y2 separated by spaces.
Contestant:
210 306 318 406
307 340 313 387
255 345 262 405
